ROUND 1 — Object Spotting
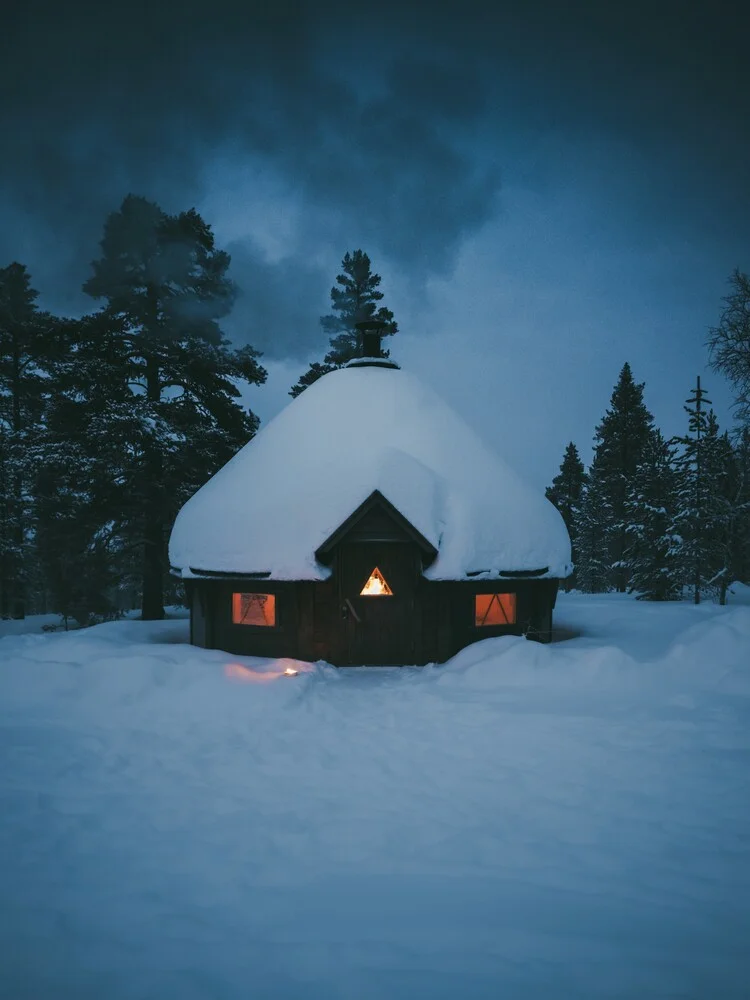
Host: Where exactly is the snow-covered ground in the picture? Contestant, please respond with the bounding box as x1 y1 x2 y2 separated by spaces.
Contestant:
1 593 749 999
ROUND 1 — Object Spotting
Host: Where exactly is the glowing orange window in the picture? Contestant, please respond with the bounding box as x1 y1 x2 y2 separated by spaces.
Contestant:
360 567 393 596
232 592 276 626
475 593 516 626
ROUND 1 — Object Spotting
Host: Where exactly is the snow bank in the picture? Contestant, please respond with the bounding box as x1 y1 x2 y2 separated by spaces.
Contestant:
169 365 571 580
1 596 749 998
0 613 71 637
0 606 188 640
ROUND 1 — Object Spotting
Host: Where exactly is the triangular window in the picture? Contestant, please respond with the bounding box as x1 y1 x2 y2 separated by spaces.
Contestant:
360 567 393 596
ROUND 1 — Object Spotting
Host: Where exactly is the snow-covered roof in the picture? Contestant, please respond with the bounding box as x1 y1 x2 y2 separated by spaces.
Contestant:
169 365 572 581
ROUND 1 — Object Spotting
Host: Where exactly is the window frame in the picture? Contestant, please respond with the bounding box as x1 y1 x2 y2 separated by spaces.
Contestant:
359 566 394 597
473 591 517 628
231 591 279 629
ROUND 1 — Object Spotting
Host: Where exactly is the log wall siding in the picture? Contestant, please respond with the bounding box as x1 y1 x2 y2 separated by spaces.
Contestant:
186 497 559 664
188 573 559 665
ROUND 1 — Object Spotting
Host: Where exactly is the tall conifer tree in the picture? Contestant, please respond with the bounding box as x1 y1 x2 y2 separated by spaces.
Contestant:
34 312 140 623
546 442 585 590
291 250 397 397
671 379 737 603
0 263 57 618
82 195 266 619
624 429 681 600
711 425 745 604
579 363 655 592
574 473 612 593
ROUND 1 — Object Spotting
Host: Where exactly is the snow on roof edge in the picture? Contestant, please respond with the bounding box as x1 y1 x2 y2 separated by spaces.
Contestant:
169 365 572 579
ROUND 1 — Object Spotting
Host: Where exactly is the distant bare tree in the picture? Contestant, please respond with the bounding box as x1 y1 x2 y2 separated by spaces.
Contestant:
708 269 750 423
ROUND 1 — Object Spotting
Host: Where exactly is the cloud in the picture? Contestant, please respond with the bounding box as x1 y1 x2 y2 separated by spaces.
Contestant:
1 0 747 387
0 2 502 343
222 241 330 360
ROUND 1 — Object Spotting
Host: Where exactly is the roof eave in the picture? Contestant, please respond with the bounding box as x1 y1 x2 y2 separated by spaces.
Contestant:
315 489 438 565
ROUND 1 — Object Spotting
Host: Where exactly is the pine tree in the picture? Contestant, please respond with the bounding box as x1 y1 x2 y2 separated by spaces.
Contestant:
289 361 338 399
672 378 711 604
34 438 120 627
0 263 58 618
694 417 749 605
291 250 397 397
33 313 134 623
574 472 612 594
671 377 736 603
82 195 267 619
586 363 655 592
711 425 744 604
726 426 750 586
545 442 585 590
624 429 681 600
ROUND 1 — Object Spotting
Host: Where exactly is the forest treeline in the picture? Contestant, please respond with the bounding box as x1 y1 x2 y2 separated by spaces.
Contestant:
0 197 398 623
2 192 748 622
546 271 750 603
0 196 270 622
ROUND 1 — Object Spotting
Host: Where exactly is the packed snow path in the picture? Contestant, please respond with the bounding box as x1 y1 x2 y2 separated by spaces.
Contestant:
1 594 749 999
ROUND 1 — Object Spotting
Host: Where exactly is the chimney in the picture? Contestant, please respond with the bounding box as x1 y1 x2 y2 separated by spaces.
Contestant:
356 320 385 358
346 320 400 370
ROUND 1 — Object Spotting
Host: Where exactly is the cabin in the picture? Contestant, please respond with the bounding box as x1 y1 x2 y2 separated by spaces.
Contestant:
169 332 571 665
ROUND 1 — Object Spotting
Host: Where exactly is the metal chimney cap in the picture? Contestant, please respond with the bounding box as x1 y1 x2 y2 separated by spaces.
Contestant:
349 319 399 368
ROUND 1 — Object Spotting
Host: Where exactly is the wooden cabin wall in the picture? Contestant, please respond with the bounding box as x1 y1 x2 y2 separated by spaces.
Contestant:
333 541 421 666
414 578 559 663
188 578 334 661
187 581 212 648
201 581 301 660
189 574 559 665
310 579 331 662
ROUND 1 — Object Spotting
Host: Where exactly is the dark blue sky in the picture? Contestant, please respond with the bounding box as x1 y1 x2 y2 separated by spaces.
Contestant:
2 0 747 484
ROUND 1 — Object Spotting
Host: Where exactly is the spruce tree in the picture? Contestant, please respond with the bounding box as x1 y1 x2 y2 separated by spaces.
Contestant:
671 377 736 603
726 426 750 587
711 424 744 604
0 263 57 618
586 363 655 592
82 196 267 619
624 429 681 600
545 442 585 590
574 473 612 594
291 250 397 397
34 313 135 623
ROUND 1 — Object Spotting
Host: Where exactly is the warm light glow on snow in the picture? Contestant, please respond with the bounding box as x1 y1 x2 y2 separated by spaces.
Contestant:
360 567 393 596
223 658 306 683
224 662 280 683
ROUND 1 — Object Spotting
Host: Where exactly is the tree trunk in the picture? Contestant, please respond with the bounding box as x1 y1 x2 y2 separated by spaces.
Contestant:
614 526 628 593
141 518 165 620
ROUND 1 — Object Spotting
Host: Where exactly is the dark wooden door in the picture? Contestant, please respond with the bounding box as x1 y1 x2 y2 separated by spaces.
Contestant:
339 543 417 665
